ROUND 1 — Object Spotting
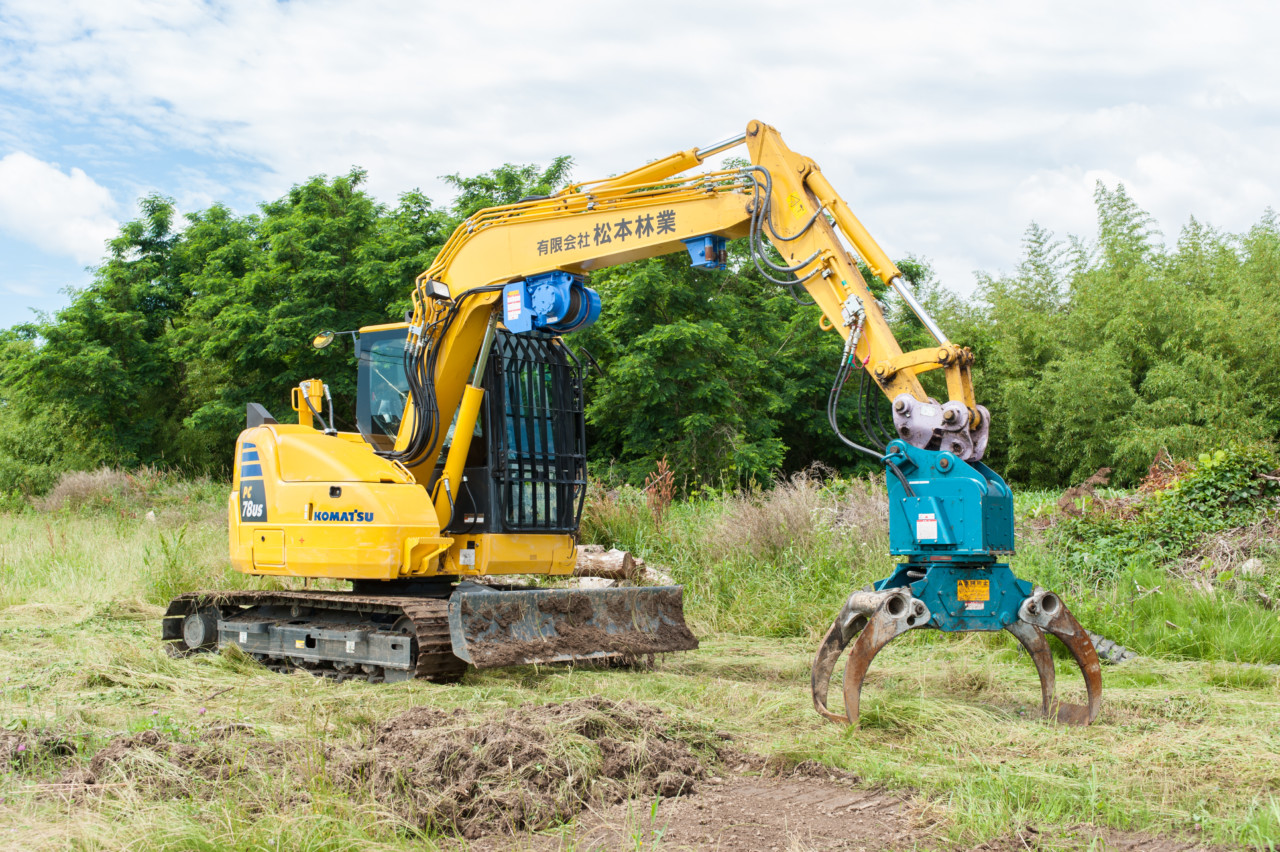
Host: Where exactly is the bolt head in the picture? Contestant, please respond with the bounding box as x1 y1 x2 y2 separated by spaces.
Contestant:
893 400 906 412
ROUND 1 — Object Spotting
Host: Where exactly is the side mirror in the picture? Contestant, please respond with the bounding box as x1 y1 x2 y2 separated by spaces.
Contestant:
312 330 336 350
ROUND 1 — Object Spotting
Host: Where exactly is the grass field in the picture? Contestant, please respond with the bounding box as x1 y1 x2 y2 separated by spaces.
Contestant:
1 470 1278 850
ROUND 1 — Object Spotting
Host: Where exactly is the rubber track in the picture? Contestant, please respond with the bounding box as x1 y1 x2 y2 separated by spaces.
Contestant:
166 589 467 683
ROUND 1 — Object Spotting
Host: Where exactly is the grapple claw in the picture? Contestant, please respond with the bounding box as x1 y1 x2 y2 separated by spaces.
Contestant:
812 576 1101 726
811 617 864 723
1016 588 1103 726
1004 620 1054 717
811 589 929 725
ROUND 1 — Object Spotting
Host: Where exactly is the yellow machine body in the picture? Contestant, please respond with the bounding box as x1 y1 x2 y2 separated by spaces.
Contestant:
230 424 575 580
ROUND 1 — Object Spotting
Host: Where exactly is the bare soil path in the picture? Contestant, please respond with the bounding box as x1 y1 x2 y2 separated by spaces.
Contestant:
471 767 1224 852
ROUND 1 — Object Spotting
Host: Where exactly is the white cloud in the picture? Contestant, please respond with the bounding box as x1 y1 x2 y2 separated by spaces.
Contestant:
0 152 118 264
1 0 1279 299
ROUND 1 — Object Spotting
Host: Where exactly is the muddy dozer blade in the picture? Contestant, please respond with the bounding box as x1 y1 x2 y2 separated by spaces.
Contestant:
447 582 698 668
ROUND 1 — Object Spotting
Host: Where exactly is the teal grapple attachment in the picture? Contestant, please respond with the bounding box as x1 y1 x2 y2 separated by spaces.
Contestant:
810 442 1102 726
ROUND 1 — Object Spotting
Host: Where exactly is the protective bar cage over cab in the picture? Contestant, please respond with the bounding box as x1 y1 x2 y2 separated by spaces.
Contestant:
356 326 587 536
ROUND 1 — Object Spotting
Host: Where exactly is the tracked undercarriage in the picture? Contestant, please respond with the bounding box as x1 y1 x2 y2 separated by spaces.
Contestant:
163 589 466 683
162 583 698 683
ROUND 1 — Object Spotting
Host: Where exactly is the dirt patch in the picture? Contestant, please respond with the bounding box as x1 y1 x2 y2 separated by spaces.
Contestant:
474 772 1228 852
973 824 1227 851
1 730 79 768
471 762 926 851
338 697 721 839
45 699 716 839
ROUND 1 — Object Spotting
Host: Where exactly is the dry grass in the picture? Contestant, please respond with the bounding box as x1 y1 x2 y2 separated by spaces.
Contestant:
704 471 887 563
34 466 227 527
826 476 889 541
36 467 136 512
705 473 830 562
1181 514 1280 575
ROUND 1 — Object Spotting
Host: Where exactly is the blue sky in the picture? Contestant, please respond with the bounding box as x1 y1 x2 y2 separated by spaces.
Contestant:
1 0 1277 328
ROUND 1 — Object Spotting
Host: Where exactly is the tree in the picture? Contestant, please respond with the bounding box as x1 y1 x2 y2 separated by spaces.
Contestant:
4 195 187 468
442 157 574 220
173 170 451 458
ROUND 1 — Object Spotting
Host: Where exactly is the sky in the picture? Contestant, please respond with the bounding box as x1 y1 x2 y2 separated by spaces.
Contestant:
0 0 1277 328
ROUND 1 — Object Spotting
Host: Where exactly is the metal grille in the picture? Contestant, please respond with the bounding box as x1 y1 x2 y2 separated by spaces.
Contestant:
488 332 586 532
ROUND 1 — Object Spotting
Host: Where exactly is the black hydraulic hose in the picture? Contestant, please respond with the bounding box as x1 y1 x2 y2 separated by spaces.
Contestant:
827 354 880 462
854 369 885 451
752 231 823 274
827 343 916 497
766 202 828 242
865 371 895 448
884 460 916 497
301 387 336 435
740 168 822 304
379 284 506 467
743 163 830 245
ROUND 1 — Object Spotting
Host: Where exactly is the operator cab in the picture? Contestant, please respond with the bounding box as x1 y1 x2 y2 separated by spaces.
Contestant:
355 323 586 536
355 324 412 451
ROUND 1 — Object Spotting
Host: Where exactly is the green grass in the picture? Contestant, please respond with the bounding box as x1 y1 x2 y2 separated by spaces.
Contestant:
0 471 1278 849
3 609 1277 849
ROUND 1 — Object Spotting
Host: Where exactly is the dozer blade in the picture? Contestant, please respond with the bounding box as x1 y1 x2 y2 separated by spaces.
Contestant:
811 582 1102 726
446 582 698 668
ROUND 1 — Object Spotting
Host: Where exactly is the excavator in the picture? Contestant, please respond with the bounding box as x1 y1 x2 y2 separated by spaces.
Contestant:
163 120 1101 726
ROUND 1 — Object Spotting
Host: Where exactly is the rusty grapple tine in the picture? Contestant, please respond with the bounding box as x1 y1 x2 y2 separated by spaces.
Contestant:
811 611 867 723
1004 620 1054 717
811 589 930 726
1017 588 1103 726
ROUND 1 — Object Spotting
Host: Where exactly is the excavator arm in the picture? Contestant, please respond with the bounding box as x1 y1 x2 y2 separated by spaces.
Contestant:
393 121 986 484
384 119 1100 727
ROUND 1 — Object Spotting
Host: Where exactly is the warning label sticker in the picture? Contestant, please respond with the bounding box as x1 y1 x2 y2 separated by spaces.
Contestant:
916 512 937 540
505 290 522 320
957 579 990 602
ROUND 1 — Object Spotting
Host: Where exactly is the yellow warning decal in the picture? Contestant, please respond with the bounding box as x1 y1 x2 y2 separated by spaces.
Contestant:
957 579 990 602
294 639 305 649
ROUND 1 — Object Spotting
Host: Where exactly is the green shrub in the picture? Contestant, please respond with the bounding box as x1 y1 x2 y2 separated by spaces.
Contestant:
1050 442 1278 581
1158 443 1278 516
